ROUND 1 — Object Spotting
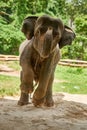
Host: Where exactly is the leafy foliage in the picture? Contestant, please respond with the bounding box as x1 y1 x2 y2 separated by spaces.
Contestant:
0 0 87 59
0 22 25 55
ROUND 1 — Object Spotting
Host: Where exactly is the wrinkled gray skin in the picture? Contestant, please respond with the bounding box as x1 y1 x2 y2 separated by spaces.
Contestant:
18 15 75 107
18 15 62 107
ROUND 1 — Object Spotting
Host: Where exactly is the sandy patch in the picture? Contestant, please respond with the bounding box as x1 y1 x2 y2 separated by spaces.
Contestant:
0 93 87 130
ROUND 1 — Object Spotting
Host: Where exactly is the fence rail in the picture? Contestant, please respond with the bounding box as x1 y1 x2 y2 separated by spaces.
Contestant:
0 54 19 61
0 54 87 68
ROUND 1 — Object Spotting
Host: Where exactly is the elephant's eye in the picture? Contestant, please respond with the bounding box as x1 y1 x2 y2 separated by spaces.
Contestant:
48 27 52 30
35 29 40 36
40 26 47 34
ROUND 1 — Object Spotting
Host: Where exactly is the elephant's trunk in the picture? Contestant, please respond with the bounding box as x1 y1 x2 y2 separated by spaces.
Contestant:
43 29 53 56
33 29 54 59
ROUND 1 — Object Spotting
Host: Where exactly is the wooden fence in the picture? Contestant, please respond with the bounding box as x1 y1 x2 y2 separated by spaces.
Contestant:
0 54 87 68
0 54 19 61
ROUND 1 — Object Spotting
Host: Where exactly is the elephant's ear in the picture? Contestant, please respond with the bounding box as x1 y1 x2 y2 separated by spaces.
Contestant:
24 16 38 23
21 16 38 39
59 25 76 49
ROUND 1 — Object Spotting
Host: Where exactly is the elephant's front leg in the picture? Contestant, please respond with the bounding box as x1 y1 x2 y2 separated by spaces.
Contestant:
44 73 54 107
18 64 34 106
33 64 51 107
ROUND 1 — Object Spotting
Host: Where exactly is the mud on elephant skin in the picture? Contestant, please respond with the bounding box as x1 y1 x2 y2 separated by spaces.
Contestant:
18 15 75 107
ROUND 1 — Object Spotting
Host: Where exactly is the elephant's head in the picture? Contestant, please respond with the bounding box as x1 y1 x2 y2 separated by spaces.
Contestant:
21 15 75 49
59 25 75 48
33 15 64 58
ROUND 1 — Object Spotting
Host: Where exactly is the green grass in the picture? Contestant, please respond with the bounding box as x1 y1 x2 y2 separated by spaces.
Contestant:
0 75 20 96
0 61 20 96
0 61 20 71
53 66 87 94
0 60 87 96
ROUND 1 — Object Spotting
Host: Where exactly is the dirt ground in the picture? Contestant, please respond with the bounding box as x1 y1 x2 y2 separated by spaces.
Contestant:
0 66 87 130
0 93 87 130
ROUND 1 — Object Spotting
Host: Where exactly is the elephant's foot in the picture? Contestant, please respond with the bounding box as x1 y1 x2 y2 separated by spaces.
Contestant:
32 96 45 107
18 92 29 106
45 97 54 107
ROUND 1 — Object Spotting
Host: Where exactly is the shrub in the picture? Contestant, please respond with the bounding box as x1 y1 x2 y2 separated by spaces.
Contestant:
0 22 25 55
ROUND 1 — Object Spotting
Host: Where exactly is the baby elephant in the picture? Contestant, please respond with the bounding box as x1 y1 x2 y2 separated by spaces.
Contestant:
18 15 75 107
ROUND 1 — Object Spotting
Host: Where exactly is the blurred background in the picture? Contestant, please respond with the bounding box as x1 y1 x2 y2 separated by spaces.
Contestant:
0 0 87 60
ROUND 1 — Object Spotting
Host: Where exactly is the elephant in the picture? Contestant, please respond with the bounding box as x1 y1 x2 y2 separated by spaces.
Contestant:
18 15 75 107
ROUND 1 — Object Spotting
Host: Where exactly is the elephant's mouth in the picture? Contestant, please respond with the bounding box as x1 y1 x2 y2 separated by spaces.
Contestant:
33 29 58 59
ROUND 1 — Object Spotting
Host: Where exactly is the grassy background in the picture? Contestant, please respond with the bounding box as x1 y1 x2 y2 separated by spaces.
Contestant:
53 66 87 94
0 61 87 96
0 75 20 96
